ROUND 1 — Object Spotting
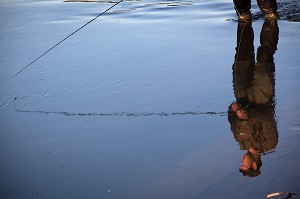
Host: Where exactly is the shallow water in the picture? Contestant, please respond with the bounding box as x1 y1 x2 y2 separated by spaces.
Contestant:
0 1 300 199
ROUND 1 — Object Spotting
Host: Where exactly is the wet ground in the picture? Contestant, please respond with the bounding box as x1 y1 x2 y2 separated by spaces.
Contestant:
0 0 300 199
252 0 300 22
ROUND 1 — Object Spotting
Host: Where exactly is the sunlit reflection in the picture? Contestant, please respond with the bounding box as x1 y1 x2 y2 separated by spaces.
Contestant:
228 20 279 177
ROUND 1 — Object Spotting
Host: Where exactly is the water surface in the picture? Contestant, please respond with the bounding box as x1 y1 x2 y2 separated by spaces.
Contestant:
0 0 300 199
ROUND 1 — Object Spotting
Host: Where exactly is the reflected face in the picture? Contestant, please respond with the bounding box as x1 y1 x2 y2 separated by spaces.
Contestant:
240 154 257 171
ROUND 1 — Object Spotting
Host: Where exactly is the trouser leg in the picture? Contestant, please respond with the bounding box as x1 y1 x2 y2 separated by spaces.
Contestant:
233 0 251 16
257 0 278 14
256 20 279 72
232 22 255 106
252 20 279 105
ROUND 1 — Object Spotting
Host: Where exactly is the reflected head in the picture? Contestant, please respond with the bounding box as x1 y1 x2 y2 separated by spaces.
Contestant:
239 152 262 177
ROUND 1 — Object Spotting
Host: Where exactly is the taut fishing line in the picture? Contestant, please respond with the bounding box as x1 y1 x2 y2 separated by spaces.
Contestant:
9 0 227 117
11 0 124 79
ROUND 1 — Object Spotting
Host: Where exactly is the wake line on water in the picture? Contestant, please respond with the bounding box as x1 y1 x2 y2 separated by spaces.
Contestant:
13 98 226 117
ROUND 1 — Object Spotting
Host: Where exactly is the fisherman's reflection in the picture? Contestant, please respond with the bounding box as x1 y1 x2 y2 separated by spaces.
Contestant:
228 20 279 177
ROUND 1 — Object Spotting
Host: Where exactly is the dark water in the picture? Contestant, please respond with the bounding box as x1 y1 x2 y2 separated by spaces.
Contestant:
0 0 300 199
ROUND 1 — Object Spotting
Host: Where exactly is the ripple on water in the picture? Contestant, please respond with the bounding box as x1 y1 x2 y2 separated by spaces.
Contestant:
62 0 235 23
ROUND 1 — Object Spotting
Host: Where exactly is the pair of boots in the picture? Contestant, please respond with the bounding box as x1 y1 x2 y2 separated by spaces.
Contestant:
233 0 278 22
239 12 278 22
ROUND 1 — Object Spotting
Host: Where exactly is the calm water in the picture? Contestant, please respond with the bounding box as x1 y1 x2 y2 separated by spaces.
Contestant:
0 0 300 199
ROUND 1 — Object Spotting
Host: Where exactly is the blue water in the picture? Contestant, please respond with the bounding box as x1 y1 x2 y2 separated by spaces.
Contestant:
0 1 300 198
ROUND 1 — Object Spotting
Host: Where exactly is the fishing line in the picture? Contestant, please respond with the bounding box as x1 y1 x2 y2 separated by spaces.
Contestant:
11 0 124 79
13 97 226 117
9 0 228 118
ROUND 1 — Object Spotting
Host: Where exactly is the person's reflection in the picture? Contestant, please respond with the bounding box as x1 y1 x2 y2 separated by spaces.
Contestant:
228 20 279 177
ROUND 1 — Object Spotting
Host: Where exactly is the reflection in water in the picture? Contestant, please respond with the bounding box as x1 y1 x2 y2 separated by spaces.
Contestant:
228 20 279 177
